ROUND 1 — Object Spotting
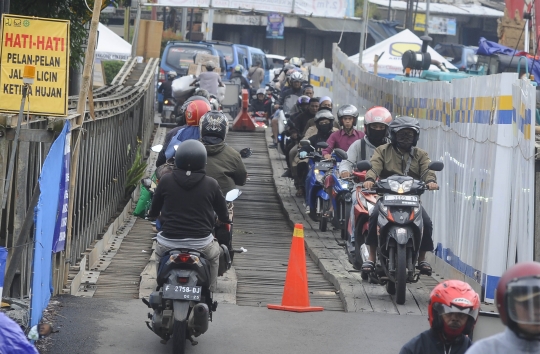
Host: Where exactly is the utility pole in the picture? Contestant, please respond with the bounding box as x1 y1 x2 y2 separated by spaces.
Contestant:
358 0 369 65
131 0 142 57
425 0 430 35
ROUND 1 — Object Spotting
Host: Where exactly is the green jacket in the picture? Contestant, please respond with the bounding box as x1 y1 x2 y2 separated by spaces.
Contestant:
365 143 437 183
205 142 247 195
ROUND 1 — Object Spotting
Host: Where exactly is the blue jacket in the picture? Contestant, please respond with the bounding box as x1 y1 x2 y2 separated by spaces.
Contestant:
164 126 201 160
0 312 39 354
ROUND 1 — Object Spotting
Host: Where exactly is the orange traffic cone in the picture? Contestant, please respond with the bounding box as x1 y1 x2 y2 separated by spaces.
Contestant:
267 224 324 313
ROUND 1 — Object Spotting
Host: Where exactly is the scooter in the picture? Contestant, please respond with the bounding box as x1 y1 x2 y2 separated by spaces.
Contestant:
299 140 331 221
162 97 177 123
318 149 350 233
276 94 299 156
250 111 268 128
355 160 444 305
143 189 240 353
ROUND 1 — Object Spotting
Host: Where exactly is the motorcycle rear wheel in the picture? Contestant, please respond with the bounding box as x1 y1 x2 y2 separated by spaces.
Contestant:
172 319 187 354
355 230 366 273
395 244 407 305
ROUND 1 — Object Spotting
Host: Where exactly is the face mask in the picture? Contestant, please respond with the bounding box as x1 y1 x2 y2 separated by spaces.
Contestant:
201 135 223 145
395 132 415 151
317 123 332 134
368 127 387 145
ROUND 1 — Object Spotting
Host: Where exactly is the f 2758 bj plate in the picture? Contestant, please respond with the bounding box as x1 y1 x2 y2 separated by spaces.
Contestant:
314 161 333 171
162 284 202 301
383 194 419 206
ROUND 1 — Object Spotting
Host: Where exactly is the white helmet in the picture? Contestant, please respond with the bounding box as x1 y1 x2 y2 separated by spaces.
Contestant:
290 71 303 83
167 71 177 80
290 57 302 67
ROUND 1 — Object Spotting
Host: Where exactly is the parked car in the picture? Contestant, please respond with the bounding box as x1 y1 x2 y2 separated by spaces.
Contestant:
201 40 250 79
159 41 227 82
433 43 478 71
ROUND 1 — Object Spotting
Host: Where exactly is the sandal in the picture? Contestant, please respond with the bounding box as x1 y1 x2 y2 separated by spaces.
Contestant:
295 187 305 197
361 260 375 273
417 261 432 276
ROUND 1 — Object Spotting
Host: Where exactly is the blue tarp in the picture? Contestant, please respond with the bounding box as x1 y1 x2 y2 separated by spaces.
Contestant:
30 121 70 327
477 37 540 84
0 247 6 295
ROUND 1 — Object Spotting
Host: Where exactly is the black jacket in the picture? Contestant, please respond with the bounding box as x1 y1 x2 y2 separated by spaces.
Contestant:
158 79 173 99
289 111 315 136
148 169 229 239
279 87 303 107
205 142 247 195
249 99 271 115
399 329 471 354
156 126 184 167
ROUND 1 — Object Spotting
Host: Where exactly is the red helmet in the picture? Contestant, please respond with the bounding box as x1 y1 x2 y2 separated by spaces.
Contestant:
428 280 480 337
364 106 392 131
185 100 211 126
496 261 540 339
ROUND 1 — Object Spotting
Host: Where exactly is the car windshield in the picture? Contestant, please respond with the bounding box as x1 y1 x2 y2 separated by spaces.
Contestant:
213 44 234 65
166 46 212 71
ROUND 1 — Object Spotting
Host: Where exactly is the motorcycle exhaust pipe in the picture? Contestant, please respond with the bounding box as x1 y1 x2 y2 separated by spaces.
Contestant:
188 303 209 337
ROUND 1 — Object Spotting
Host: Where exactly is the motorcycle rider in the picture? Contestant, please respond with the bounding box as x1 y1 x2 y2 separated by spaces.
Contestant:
303 85 314 98
191 61 224 96
467 261 540 354
200 111 247 195
339 106 393 178
249 88 271 117
303 97 340 138
321 104 364 159
158 71 177 102
294 110 337 197
287 95 311 120
230 65 251 92
148 140 229 292
162 99 212 163
400 280 480 354
156 95 212 167
362 116 438 276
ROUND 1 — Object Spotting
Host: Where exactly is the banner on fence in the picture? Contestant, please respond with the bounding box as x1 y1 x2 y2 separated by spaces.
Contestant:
31 122 70 327
0 15 70 116
146 0 354 18
0 247 7 298
332 43 536 302
52 122 71 253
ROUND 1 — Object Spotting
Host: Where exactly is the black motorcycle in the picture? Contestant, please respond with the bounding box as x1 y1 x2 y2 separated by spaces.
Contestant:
355 160 444 305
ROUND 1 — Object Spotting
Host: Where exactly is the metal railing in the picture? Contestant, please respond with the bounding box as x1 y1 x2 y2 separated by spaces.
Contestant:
0 58 158 298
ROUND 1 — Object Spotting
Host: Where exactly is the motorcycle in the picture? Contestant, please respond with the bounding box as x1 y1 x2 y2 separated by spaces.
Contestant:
355 160 444 304
276 94 299 156
250 111 268 129
299 140 330 221
162 97 177 123
318 149 350 234
143 188 241 353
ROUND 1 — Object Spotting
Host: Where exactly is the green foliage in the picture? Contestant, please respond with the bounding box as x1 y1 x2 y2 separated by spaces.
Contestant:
12 0 115 69
102 60 125 84
125 143 147 194
354 0 380 19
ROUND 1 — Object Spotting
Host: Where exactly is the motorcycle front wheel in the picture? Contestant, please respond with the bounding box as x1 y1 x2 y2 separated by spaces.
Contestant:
172 319 187 354
395 244 407 305
319 199 329 231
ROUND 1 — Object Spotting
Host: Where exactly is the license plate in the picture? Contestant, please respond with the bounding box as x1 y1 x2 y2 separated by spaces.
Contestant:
383 194 419 206
162 284 202 301
163 106 174 111
315 161 333 171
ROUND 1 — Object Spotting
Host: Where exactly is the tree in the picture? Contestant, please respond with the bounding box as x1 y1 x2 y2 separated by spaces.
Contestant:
355 0 380 19
12 0 116 69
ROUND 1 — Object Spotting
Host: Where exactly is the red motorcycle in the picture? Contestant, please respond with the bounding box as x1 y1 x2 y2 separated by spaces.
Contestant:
345 170 378 276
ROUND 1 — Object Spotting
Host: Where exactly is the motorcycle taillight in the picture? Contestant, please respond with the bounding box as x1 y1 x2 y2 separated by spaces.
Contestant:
159 68 165 82
177 277 189 283
170 253 198 264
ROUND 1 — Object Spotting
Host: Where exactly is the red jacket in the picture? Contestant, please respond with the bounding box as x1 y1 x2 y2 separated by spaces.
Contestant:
322 129 364 156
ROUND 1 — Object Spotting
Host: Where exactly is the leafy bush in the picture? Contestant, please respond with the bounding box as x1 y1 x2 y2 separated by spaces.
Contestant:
161 29 183 58
103 60 125 84
125 143 147 194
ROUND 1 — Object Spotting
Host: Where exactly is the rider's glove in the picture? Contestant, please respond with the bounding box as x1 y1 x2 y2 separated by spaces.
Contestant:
299 151 308 159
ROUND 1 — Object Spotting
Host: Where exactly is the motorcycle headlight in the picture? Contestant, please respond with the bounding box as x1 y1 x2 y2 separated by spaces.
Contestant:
401 180 413 193
164 99 169 104
315 171 324 183
388 180 400 192
344 192 352 202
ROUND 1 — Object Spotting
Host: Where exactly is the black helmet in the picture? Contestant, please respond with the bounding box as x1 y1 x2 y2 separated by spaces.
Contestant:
174 140 207 171
337 104 359 126
200 111 228 141
194 88 211 100
314 110 334 134
389 116 420 146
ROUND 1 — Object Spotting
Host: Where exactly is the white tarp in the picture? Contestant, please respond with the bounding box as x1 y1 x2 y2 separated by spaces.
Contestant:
349 29 457 76
145 0 354 18
96 23 132 61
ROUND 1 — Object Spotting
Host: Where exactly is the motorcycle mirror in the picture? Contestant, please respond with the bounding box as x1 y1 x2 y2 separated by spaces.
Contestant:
151 144 163 152
225 189 242 202
334 148 348 160
316 142 329 149
141 178 152 189
356 160 372 172
240 148 253 158
299 139 311 147
285 113 291 118
428 161 444 172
